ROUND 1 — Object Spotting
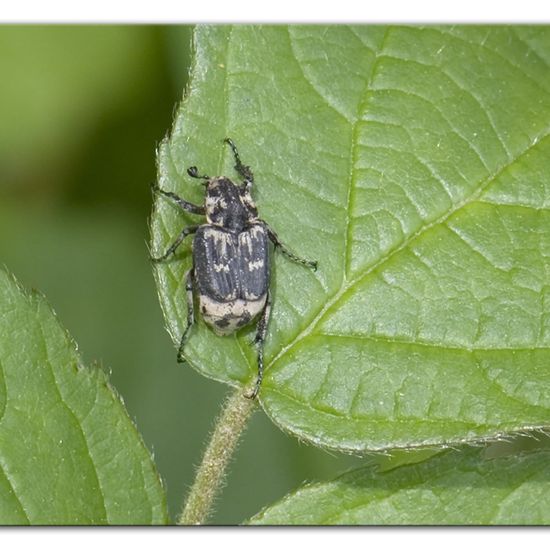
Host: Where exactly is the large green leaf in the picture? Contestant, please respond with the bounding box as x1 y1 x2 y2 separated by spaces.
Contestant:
150 25 550 452
0 269 168 525
248 447 550 525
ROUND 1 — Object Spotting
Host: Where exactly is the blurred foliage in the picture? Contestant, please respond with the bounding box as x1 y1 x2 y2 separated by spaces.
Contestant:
0 25 362 524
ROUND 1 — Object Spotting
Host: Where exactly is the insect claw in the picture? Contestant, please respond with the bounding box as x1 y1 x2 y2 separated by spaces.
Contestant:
243 386 259 400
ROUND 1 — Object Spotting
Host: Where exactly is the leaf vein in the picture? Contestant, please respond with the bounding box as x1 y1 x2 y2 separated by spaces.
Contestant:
369 82 494 172
36 315 109 523
441 27 550 98
286 28 352 124
445 223 511 274
344 28 391 277
511 28 550 73
0 459 30 523
317 332 550 352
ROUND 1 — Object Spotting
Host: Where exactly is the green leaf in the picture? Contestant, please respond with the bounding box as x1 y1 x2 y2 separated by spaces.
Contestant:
0 269 168 525
249 448 550 525
150 25 550 452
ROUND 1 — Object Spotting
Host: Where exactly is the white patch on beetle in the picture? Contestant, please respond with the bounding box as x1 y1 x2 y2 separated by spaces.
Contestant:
240 188 257 213
205 227 233 256
240 224 263 254
214 263 230 272
199 294 267 336
247 259 264 271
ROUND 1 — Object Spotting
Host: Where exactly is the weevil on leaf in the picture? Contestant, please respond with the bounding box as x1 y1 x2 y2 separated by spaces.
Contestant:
152 139 317 399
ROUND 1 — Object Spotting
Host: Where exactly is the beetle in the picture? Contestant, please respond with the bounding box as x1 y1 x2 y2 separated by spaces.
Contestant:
151 138 317 399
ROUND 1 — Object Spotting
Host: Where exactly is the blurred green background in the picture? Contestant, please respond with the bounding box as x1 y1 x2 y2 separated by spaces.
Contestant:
0 25 362 524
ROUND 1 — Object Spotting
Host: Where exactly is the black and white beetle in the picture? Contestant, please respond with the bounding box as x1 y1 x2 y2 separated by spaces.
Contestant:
152 139 317 399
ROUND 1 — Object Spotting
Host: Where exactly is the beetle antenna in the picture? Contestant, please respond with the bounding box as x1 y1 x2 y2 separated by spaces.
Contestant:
187 166 210 180
224 138 254 186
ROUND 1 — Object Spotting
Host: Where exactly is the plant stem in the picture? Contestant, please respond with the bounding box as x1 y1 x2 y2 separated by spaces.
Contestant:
178 385 256 525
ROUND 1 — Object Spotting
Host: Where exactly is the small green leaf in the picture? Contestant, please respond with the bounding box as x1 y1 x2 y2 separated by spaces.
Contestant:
0 269 168 525
249 448 550 525
151 25 550 452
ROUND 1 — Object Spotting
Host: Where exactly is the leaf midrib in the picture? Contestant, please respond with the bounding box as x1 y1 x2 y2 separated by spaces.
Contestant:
344 27 390 278
36 302 109 523
316 332 550 353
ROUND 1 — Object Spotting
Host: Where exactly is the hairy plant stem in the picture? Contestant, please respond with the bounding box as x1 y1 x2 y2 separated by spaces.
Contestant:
178 386 256 525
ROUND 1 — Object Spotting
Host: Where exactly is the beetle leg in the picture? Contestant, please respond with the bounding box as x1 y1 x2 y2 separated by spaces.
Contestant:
151 225 200 263
264 224 318 271
224 138 254 188
177 270 195 363
152 184 205 215
245 290 272 400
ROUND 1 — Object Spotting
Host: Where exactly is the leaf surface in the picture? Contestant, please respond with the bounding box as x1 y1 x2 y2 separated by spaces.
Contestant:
249 448 550 525
151 26 550 451
0 269 168 524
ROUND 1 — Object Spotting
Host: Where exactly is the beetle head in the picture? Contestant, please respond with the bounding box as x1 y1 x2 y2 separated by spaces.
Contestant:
205 177 258 230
